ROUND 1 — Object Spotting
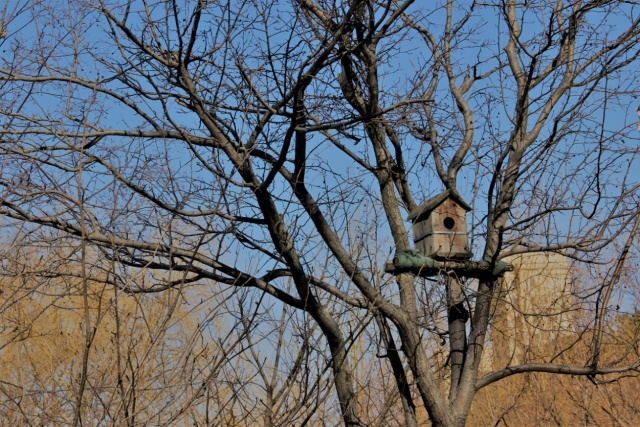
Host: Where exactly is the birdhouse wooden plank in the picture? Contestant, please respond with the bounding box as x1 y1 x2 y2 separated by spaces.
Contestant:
408 190 472 259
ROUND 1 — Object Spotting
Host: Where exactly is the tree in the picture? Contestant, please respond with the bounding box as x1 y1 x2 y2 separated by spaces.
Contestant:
468 256 640 426
1 0 640 426
468 312 640 426
0 226 333 426
0 229 237 426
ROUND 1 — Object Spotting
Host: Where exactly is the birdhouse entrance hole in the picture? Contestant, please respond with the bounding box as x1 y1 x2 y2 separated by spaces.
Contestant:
443 217 455 230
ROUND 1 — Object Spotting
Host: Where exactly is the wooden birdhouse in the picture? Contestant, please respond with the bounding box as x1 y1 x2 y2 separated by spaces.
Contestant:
408 190 472 260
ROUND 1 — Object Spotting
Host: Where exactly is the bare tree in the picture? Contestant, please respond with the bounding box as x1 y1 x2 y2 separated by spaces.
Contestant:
1 0 640 426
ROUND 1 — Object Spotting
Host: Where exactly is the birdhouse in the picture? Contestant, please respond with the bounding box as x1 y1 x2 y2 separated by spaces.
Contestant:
408 190 472 260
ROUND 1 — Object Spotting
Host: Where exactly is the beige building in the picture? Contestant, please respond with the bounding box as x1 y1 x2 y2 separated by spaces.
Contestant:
483 252 574 369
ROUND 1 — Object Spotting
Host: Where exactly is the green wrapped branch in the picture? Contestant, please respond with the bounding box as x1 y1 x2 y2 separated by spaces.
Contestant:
387 250 512 279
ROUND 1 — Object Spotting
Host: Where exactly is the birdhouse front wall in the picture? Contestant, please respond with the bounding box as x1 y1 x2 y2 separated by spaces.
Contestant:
412 198 471 259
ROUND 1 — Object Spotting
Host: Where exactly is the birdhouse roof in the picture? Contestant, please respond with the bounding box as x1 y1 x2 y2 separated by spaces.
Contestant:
407 189 471 221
